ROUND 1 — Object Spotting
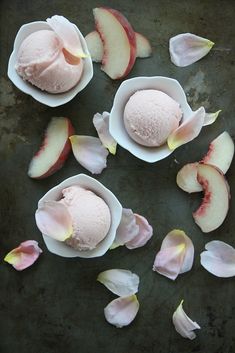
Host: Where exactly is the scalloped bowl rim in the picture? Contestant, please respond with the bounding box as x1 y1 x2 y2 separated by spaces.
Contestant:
37 174 122 258
7 21 93 107
109 76 193 163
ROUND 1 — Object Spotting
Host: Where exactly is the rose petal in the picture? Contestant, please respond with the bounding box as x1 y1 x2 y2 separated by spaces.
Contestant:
70 135 109 174
172 300 201 340
110 208 139 249
169 33 214 67
97 269 139 296
203 110 222 126
93 112 117 155
46 15 86 58
176 162 202 193
153 245 185 280
4 240 42 271
35 201 73 241
104 295 139 328
167 107 205 150
153 229 194 280
125 214 153 249
200 240 235 278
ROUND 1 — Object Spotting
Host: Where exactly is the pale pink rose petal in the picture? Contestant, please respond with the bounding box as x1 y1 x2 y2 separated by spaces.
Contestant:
70 135 109 174
35 201 73 241
179 233 195 274
169 33 214 67
97 269 139 296
153 245 185 280
168 107 205 150
46 15 86 58
104 295 139 328
173 300 201 339
200 240 235 278
158 229 194 275
153 229 194 280
203 110 221 126
4 240 42 271
93 112 117 155
110 208 139 249
125 214 153 249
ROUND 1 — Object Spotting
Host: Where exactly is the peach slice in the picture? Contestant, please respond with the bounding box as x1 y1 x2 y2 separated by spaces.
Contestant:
202 131 234 174
193 164 230 233
85 31 151 62
85 31 104 62
93 7 136 79
176 163 202 193
135 32 152 58
177 131 234 193
28 117 74 179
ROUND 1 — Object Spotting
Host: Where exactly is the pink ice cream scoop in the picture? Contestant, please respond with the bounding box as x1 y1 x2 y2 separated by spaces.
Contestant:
15 30 84 93
123 89 183 147
59 185 111 251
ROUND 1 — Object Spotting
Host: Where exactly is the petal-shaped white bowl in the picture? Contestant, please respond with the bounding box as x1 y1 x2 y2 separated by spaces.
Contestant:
37 174 122 258
8 21 93 107
109 76 193 163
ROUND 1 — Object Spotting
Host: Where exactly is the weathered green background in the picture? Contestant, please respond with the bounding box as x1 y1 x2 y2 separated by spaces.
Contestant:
0 0 234 352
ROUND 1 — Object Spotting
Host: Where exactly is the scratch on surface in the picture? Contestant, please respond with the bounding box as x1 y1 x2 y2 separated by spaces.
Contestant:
212 47 232 52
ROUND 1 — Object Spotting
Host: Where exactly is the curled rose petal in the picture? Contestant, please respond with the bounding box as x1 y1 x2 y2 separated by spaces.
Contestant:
110 208 139 249
70 135 109 174
104 295 139 328
203 110 221 126
176 162 202 193
173 300 201 340
97 269 139 296
93 112 117 155
169 32 214 67
35 201 73 241
126 214 153 249
4 240 42 271
200 240 235 278
46 15 87 60
153 229 194 280
167 107 205 150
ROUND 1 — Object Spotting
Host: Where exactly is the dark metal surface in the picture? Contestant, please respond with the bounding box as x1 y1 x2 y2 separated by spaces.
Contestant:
0 1 235 352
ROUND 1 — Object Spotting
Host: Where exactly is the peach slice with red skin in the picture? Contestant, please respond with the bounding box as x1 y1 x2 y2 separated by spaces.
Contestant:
193 164 230 233
28 117 74 179
177 131 234 193
85 31 152 62
93 7 137 79
202 131 234 174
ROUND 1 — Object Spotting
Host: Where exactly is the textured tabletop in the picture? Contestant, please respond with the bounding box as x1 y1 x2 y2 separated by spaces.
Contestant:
0 1 235 352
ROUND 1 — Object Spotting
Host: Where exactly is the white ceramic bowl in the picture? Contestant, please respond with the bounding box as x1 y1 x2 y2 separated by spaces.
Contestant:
8 21 93 107
37 174 122 258
109 76 193 163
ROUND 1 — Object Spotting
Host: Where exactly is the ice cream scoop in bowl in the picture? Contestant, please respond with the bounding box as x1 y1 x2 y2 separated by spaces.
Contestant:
8 17 93 107
109 76 204 163
36 174 122 258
